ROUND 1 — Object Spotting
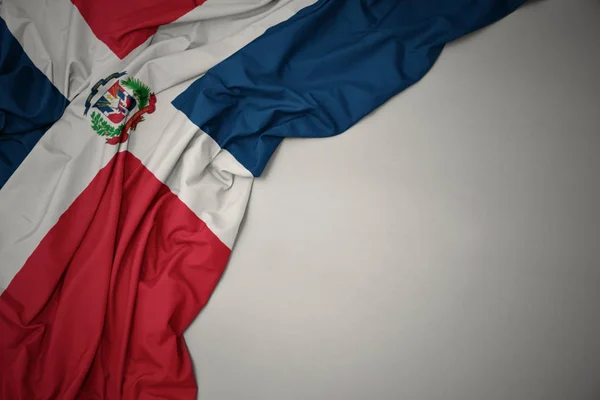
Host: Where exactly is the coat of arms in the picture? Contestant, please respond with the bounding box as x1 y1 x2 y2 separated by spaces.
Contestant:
84 72 157 145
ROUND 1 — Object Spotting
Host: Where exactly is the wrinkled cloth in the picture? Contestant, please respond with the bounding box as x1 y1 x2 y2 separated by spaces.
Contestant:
0 0 524 398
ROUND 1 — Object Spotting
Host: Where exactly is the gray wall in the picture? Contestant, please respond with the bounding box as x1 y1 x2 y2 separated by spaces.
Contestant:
186 1 600 399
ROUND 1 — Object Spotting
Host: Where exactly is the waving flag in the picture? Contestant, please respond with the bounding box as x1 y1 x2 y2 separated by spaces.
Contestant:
0 0 524 398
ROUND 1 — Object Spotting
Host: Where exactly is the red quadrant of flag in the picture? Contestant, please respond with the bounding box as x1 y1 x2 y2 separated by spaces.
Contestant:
71 0 207 59
0 151 230 399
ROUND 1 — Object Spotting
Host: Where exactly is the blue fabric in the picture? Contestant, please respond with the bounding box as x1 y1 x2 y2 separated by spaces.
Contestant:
0 18 68 188
173 0 524 176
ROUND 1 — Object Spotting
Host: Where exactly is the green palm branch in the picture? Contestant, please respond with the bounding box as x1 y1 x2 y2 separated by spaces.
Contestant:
121 77 151 109
90 112 124 137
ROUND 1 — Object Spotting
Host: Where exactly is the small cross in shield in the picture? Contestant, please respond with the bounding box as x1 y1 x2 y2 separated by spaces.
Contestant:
93 81 137 124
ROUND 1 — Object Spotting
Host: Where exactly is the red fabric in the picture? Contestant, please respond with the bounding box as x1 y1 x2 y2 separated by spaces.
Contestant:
71 0 206 59
0 151 230 399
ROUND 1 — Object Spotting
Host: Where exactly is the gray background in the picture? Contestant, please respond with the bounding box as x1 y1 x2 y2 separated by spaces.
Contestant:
187 1 600 399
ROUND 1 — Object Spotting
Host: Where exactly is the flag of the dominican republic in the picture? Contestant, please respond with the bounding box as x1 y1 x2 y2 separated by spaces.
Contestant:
0 0 524 398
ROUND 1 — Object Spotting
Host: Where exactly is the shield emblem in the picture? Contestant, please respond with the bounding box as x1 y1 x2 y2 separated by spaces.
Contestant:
93 81 137 124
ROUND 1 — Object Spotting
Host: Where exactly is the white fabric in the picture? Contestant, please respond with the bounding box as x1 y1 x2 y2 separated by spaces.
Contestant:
0 0 317 291
0 0 118 99
0 0 316 100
